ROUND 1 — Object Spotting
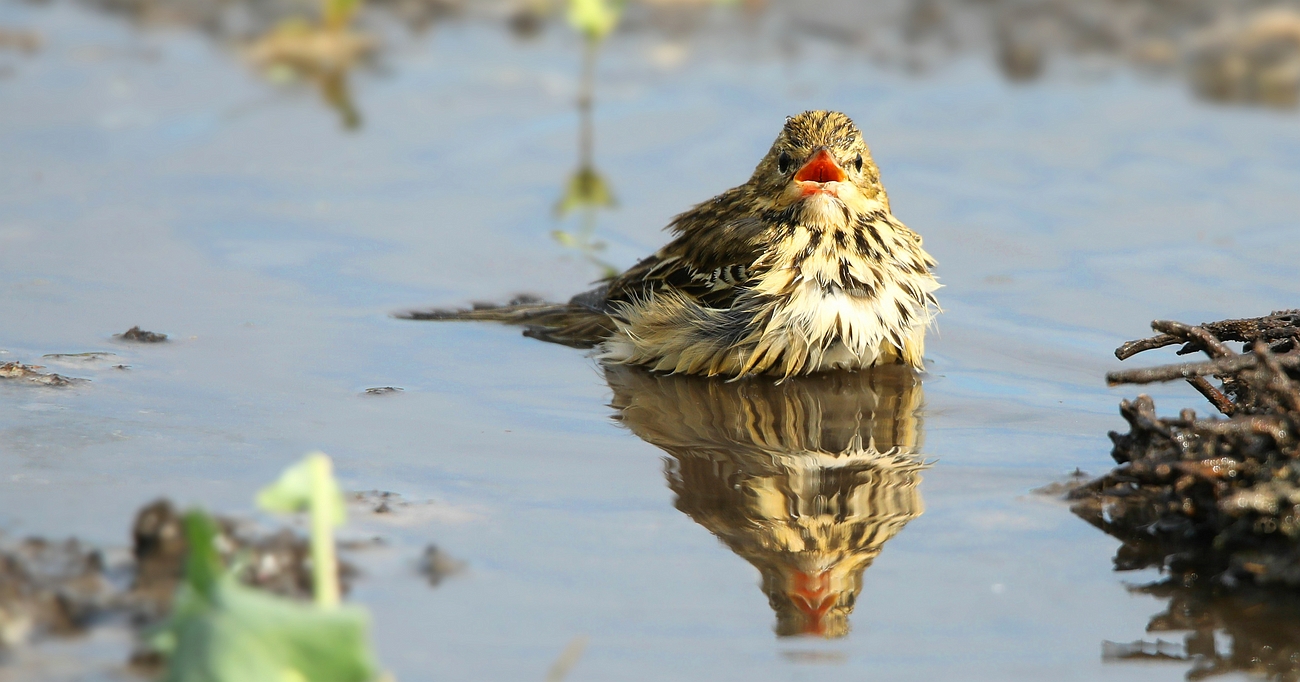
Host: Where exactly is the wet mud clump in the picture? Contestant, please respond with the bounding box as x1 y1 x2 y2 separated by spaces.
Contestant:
0 362 81 386
130 499 357 617
115 326 168 343
1071 310 1300 587
0 499 354 653
0 538 109 647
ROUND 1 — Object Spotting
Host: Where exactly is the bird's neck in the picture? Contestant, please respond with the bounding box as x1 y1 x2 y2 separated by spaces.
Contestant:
751 198 901 298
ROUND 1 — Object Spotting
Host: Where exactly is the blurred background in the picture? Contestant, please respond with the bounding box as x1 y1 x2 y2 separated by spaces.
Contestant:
2 0 1300 679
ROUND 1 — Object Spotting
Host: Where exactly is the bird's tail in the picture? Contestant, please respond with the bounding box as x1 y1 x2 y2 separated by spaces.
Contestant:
398 294 615 349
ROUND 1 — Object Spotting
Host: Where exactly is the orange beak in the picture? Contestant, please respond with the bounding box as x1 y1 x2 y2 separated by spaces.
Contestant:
794 149 847 184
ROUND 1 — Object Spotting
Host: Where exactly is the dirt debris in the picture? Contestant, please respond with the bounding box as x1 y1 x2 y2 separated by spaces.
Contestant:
41 352 118 362
1070 309 1300 587
0 362 81 387
129 499 359 619
419 544 465 587
0 27 41 54
1063 309 1300 679
115 326 168 343
0 538 111 648
0 499 360 651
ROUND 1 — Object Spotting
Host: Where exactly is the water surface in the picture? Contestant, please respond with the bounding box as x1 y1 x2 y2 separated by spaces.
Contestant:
2 1 1300 679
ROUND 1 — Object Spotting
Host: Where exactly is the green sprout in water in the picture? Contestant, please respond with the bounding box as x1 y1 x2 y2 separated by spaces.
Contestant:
257 453 348 607
149 453 383 682
567 0 623 43
552 0 624 280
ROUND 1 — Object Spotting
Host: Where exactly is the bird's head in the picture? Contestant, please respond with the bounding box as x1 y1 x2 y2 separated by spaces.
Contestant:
749 111 887 221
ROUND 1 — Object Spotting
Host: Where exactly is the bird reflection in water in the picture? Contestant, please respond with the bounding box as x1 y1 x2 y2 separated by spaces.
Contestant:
605 365 926 638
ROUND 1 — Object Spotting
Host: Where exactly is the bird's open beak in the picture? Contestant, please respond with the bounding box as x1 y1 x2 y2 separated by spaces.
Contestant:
794 148 847 184
793 149 846 198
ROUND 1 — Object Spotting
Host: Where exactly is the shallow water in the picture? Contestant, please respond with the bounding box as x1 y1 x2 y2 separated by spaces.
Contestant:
2 1 1300 680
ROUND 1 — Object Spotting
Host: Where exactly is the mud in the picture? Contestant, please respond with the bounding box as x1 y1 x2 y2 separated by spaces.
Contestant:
38 0 1300 108
0 362 81 387
0 537 111 649
0 499 365 653
114 327 168 343
1070 310 1300 587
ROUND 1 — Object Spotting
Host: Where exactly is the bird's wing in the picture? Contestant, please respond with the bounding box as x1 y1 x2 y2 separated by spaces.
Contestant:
605 203 768 309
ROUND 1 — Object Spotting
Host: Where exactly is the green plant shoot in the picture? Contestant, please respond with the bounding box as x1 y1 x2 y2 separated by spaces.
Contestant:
257 452 347 607
150 511 379 682
567 0 622 43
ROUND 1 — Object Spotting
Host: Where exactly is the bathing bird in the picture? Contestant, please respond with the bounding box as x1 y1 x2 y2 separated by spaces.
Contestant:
403 110 940 378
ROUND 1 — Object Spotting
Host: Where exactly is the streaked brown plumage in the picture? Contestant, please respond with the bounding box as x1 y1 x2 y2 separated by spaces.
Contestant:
403 110 940 378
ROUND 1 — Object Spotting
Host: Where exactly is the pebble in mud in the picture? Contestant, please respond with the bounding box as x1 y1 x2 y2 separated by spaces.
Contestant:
114 326 168 343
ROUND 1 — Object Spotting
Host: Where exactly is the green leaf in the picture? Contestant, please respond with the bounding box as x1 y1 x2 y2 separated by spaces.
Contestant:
153 510 380 682
159 576 379 682
257 453 346 607
182 511 225 602
257 453 346 527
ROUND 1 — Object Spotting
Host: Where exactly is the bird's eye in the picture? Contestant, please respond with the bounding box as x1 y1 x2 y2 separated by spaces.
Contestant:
854 154 864 172
778 152 793 174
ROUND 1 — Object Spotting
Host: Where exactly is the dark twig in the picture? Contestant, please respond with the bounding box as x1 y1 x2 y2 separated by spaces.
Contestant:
1106 353 1280 386
1115 309 1300 361
1185 376 1235 416
1257 342 1300 414
1115 333 1180 360
1151 320 1235 359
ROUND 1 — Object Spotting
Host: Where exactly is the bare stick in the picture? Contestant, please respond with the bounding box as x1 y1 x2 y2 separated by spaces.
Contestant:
1107 354 1263 386
1116 333 1180 361
1151 320 1235 359
1186 376 1235 416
